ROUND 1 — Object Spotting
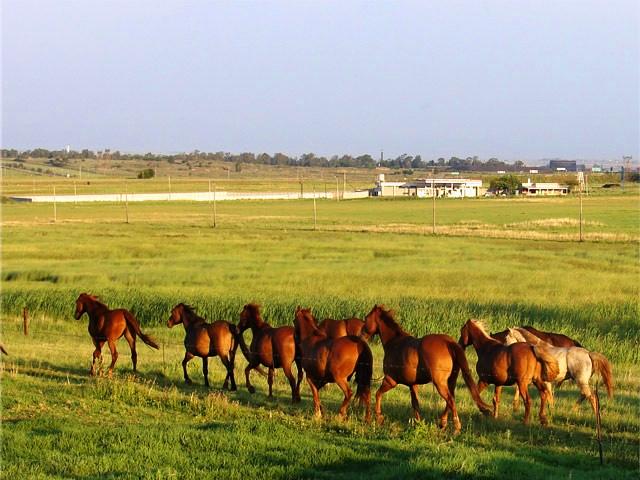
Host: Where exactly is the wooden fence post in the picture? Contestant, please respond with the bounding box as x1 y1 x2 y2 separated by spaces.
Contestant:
23 307 29 336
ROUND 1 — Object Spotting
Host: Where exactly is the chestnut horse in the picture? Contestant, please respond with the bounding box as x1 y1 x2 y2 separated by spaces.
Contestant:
362 305 491 433
74 293 159 376
294 307 372 420
167 303 238 390
318 317 365 339
459 319 559 425
491 325 583 410
237 303 303 402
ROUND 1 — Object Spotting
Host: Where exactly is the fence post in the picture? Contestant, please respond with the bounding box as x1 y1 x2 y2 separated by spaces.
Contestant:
335 176 339 202
579 185 583 242
53 186 57 223
74 181 77 205
432 177 436 235
124 181 129 224
209 179 217 228
168 176 172 201
23 307 29 336
313 186 317 231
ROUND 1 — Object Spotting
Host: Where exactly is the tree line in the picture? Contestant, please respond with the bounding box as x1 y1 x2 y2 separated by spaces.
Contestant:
2 148 527 172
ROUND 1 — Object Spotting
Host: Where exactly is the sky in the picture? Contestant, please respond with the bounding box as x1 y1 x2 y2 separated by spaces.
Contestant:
2 0 638 161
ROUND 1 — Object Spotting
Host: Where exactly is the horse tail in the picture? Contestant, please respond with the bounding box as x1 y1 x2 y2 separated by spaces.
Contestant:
532 344 559 382
354 342 373 406
232 325 269 378
589 351 614 398
124 311 159 349
450 341 492 415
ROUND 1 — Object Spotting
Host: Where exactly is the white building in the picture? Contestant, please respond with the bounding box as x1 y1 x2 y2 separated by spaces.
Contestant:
371 174 482 198
520 182 568 196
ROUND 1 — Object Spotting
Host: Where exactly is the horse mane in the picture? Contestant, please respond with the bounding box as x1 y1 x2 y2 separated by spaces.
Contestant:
244 303 262 316
469 319 492 338
505 327 529 344
377 306 410 336
80 293 108 310
178 303 206 323
515 327 547 346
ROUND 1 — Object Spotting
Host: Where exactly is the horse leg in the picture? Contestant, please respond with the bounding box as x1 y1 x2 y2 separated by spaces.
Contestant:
90 339 104 376
492 385 503 419
282 363 299 403
202 357 209 388
375 375 397 425
409 384 422 422
106 339 118 377
294 357 304 402
306 377 323 418
533 379 549 426
433 379 461 434
245 361 258 394
576 382 597 416
182 351 194 384
123 329 137 373
517 380 532 425
512 388 520 412
220 354 236 391
267 367 275 398
335 377 353 419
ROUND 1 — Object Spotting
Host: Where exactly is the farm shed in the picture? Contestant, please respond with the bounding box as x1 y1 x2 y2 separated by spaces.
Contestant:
399 178 483 198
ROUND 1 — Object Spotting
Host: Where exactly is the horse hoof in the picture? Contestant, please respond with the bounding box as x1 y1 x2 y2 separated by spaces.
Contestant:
248 386 256 394
376 415 385 426
230 386 237 392
184 379 192 385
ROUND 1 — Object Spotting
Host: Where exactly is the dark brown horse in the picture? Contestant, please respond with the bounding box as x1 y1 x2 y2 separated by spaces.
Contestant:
362 305 491 433
294 307 372 420
74 293 159 376
237 303 303 402
459 319 559 425
167 303 238 390
491 326 582 348
318 317 365 339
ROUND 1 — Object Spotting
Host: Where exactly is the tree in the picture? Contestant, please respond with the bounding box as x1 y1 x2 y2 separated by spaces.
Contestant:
489 175 521 195
137 168 155 179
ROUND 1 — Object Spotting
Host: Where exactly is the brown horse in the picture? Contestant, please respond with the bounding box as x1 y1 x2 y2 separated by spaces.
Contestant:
294 307 372 420
318 317 365 339
167 303 238 390
491 325 583 410
237 303 303 402
362 305 491 433
491 326 582 348
459 319 559 425
74 293 159 376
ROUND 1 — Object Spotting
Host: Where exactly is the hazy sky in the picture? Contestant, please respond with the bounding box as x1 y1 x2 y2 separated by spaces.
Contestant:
2 0 638 160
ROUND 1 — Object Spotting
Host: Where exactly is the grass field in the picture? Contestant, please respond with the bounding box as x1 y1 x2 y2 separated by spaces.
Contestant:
1 178 639 478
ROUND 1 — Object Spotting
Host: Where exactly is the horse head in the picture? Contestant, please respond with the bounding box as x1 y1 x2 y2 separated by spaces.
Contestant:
362 304 383 340
238 303 261 332
504 327 528 345
167 303 186 328
74 293 91 319
294 306 324 342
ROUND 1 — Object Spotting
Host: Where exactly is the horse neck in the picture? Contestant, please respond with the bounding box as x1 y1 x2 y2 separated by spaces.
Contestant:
85 300 108 321
469 325 496 351
377 315 407 346
250 314 269 333
182 311 205 330
297 317 324 345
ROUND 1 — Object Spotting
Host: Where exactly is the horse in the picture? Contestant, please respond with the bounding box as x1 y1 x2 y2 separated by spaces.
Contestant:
237 303 303 402
74 293 159 376
167 303 238 390
504 327 613 416
294 307 372 421
317 317 365 339
459 319 559 425
362 305 491 433
491 326 583 410
491 326 582 348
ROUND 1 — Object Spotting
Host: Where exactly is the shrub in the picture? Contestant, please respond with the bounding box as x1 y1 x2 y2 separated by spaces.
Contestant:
137 168 155 179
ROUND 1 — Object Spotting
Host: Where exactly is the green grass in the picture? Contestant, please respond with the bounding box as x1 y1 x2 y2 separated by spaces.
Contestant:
1 187 639 478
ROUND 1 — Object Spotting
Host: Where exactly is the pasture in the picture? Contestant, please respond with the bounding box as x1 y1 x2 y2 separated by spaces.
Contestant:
1 188 639 478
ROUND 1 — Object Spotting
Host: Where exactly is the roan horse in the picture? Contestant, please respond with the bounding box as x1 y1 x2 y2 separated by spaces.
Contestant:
362 305 491 433
459 319 559 425
237 303 303 402
294 307 372 420
167 303 238 390
505 327 613 415
74 293 159 376
317 317 365 339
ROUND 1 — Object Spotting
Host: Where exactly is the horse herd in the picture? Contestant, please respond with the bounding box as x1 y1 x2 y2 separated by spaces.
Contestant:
73 293 614 434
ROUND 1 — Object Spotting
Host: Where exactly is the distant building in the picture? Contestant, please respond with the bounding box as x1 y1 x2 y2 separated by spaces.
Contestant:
549 160 577 172
371 175 482 198
591 165 602 173
520 182 568 196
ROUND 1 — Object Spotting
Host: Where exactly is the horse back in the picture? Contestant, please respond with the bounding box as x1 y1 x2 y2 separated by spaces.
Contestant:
318 319 347 339
89 308 128 338
522 326 581 348
345 318 364 337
